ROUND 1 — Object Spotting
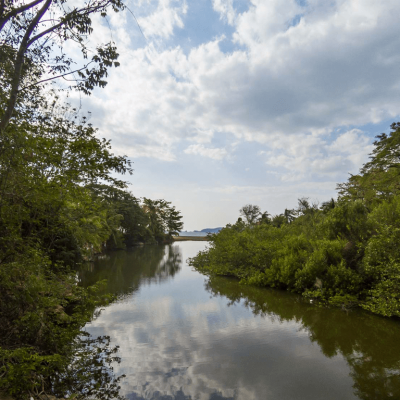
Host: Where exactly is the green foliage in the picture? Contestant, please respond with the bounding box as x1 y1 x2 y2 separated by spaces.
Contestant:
0 41 183 399
337 122 400 205
190 123 400 318
239 204 261 225
142 198 184 243
0 0 125 132
0 7 184 397
0 107 183 397
0 247 125 399
0 336 125 400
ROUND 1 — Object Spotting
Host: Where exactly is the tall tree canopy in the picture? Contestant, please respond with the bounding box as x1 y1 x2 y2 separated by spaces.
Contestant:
239 204 261 225
0 4 187 396
337 122 400 204
0 0 124 131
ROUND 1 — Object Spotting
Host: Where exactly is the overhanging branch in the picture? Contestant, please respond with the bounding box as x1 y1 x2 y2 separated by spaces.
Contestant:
19 61 95 91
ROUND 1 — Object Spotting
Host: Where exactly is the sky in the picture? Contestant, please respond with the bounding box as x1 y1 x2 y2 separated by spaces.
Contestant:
69 0 400 230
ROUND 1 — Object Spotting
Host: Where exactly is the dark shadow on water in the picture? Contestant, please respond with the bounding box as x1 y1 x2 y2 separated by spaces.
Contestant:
79 245 182 299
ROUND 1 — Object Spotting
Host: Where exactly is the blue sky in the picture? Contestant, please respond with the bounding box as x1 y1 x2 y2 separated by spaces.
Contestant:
71 0 400 230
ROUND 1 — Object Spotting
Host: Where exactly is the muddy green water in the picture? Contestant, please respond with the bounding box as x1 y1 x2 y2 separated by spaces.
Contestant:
80 241 400 400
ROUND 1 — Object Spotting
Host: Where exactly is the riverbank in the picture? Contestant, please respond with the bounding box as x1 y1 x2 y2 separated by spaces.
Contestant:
188 196 400 318
173 236 209 241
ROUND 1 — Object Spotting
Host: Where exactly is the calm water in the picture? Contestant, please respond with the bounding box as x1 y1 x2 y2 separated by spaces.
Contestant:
80 242 400 400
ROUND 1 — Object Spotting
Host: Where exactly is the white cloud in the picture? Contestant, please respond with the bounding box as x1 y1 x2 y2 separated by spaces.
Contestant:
137 0 187 39
260 129 373 181
195 181 336 196
67 0 400 230
234 0 303 47
184 144 228 160
212 0 236 25
87 0 400 161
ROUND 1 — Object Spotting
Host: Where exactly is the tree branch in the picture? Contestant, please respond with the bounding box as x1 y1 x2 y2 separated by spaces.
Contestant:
0 0 123 134
0 0 52 133
27 2 111 46
27 18 64 46
19 61 95 91
0 0 45 32
0 0 5 20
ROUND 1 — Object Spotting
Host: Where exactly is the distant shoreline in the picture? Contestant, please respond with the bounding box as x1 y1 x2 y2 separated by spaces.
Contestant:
173 236 209 241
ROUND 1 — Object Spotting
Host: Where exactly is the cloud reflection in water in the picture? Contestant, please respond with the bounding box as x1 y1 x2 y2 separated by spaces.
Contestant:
82 242 400 400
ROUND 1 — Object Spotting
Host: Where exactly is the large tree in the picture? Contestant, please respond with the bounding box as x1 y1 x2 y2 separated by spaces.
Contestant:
0 0 125 132
239 204 261 225
0 99 132 264
142 198 183 242
337 122 400 204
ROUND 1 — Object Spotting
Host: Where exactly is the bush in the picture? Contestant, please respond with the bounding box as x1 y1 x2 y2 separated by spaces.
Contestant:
189 194 400 317
0 249 121 399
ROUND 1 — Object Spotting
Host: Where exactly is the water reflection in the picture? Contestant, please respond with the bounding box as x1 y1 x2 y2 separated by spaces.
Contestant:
79 245 182 298
206 276 400 400
82 242 400 400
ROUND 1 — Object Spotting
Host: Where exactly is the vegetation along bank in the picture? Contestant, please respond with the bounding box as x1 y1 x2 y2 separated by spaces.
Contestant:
190 123 400 318
0 0 183 397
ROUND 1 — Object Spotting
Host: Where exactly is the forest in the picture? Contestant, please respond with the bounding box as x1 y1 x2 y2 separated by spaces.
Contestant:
190 123 400 318
0 0 182 397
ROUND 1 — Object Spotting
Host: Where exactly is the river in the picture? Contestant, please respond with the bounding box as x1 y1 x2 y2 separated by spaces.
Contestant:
79 241 400 400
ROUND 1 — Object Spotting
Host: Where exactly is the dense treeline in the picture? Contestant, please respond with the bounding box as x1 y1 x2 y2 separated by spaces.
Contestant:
0 104 183 396
190 123 400 318
0 99 182 397
0 0 183 396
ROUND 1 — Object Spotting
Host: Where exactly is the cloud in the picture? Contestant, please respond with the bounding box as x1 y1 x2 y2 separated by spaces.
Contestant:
259 129 374 181
137 0 188 39
65 0 400 231
184 144 228 160
212 0 236 25
82 0 400 169
234 0 303 45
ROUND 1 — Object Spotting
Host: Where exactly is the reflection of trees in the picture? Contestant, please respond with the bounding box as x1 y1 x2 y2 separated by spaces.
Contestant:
125 388 234 400
78 245 182 298
205 276 400 400
53 334 125 400
150 245 182 283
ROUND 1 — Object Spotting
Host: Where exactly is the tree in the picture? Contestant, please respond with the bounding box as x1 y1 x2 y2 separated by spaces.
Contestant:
142 198 183 242
337 122 400 204
165 205 184 237
142 198 165 241
320 198 336 213
0 101 132 264
283 208 296 223
0 0 125 132
260 211 271 224
239 204 261 225
271 214 286 228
